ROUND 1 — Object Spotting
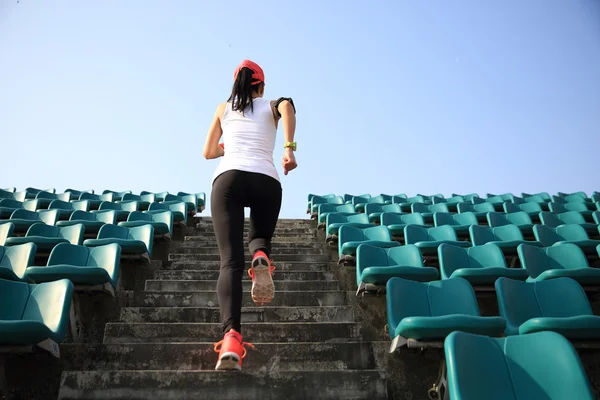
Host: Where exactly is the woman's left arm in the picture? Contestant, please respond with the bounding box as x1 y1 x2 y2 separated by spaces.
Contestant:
203 103 226 159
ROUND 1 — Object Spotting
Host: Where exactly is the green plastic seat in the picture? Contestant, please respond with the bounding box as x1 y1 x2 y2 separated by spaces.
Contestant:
338 225 399 261
317 204 355 224
381 212 430 237
164 193 198 213
405 225 470 255
496 277 600 338
326 213 373 237
83 224 154 259
364 203 403 224
0 278 73 347
309 195 344 215
386 277 505 343
48 199 90 221
8 209 59 233
433 212 477 236
486 211 534 236
34 191 71 208
391 194 408 204
433 195 464 212
1 188 16 194
457 202 494 222
102 190 132 202
56 210 116 234
444 331 594 400
93 200 137 221
533 224 600 254
539 210 598 237
5 222 84 251
0 222 15 246
517 243 600 284
522 191 551 201
550 202 594 221
503 201 543 219
65 189 94 198
353 195 386 213
121 193 155 211
0 199 23 219
469 225 541 254
118 211 174 236
0 243 37 281
147 201 187 224
452 193 479 202
25 243 121 288
472 195 505 211
356 244 438 294
141 191 169 202
411 203 449 222
24 187 55 200
79 192 115 210
438 243 528 285
177 191 206 212
394 196 431 212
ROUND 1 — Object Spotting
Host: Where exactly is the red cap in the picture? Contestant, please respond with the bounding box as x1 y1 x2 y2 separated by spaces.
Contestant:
234 60 265 85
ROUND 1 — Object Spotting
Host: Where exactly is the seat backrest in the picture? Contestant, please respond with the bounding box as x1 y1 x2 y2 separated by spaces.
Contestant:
39 210 59 226
0 279 31 320
364 203 384 215
549 202 568 213
127 211 153 222
539 211 562 228
487 212 510 227
59 224 85 245
433 212 455 227
438 244 469 278
11 209 38 220
97 224 129 240
26 222 60 238
503 202 520 213
469 225 496 246
122 193 142 202
347 214 369 224
356 245 390 276
429 203 449 213
36 191 57 200
23 199 41 212
467 244 507 269
519 202 542 214
525 194 546 204
565 202 590 212
49 200 73 211
381 204 402 214
80 192 102 201
70 210 95 221
338 226 366 248
72 200 90 211
380 212 402 225
555 224 590 241
88 243 121 276
387 245 424 268
48 243 90 265
496 277 592 336
453 211 477 226
404 225 430 244
505 211 532 226
98 201 120 211
545 243 589 270
0 242 37 279
428 225 458 241
456 203 474 213
594 211 600 225
119 200 139 212
492 225 524 242
23 279 74 340
326 213 352 226
363 225 392 241
486 195 504 204
411 202 429 213
532 225 561 247
565 194 587 203
0 199 23 209
557 211 586 225
0 222 15 246
127 225 154 254
473 203 495 213
517 244 553 278
391 194 408 204
367 195 385 204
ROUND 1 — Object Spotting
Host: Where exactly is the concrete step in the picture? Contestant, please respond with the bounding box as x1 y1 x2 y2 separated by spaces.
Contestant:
163 261 331 271
144 280 340 292
168 253 332 262
193 227 316 235
173 242 324 250
154 270 337 281
135 291 347 307
170 247 328 255
103 322 361 343
119 306 355 323
58 370 387 400
195 220 316 228
184 235 317 243
61 341 379 371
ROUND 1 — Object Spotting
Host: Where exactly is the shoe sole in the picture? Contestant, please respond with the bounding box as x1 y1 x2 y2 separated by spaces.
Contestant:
251 256 275 306
215 351 241 371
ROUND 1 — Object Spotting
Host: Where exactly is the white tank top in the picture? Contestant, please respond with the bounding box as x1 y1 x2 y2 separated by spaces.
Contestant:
212 98 280 183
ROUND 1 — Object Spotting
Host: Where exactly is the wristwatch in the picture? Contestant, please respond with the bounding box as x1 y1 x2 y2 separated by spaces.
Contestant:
284 142 297 151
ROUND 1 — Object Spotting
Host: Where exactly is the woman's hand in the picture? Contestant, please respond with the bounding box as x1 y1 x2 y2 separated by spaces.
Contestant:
282 148 297 175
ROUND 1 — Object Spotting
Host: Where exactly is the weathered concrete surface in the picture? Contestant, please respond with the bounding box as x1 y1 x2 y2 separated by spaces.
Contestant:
168 252 332 262
61 341 379 371
163 260 331 271
103 322 362 343
119 306 355 323
58 370 387 400
171 246 328 255
144 279 340 291
155 269 336 281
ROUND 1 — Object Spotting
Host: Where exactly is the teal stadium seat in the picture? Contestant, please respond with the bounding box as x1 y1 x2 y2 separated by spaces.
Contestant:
102 190 132 202
121 193 155 211
309 195 343 216
385 277 505 351
24 243 121 290
539 210 599 237
522 191 551 201
118 210 174 238
8 209 59 233
353 195 386 213
432 195 464 212
364 203 403 224
48 199 90 220
410 203 449 223
337 225 399 265
444 331 594 400
24 187 55 200
517 243 600 285
307 193 336 212
503 202 543 221
141 191 169 202
438 243 528 286
533 224 600 255
381 212 430 241
93 200 138 221
79 192 115 210
0 278 73 356
393 196 431 213
496 277 600 339
147 201 187 224
433 212 477 238
316 204 355 230
164 193 199 213
0 222 15 246
56 210 117 235
326 213 373 239
83 224 154 263
356 244 438 295
0 199 23 219
469 225 541 257
34 191 71 208
0 243 36 281
64 189 94 198
549 201 594 222
404 225 470 258
486 211 534 237
5 222 84 252
457 202 495 223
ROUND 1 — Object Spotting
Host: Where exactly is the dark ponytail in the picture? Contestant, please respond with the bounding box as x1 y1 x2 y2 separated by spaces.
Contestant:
228 67 264 115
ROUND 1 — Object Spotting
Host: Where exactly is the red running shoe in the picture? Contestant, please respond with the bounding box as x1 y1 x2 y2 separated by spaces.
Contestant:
214 329 255 371
248 250 276 306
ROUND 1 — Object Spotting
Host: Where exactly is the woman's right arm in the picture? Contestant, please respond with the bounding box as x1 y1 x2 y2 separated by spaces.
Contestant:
276 100 298 175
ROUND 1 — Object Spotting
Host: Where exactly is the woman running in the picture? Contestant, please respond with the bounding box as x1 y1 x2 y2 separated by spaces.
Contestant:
202 59 297 370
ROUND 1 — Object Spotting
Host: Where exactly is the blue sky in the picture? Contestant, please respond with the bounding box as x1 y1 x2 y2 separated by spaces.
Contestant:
1 0 599 218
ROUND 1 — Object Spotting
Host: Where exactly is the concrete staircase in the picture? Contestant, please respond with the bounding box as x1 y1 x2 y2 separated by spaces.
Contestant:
57 218 391 399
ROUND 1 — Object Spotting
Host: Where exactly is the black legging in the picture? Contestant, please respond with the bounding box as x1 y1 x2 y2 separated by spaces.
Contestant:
211 169 282 334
